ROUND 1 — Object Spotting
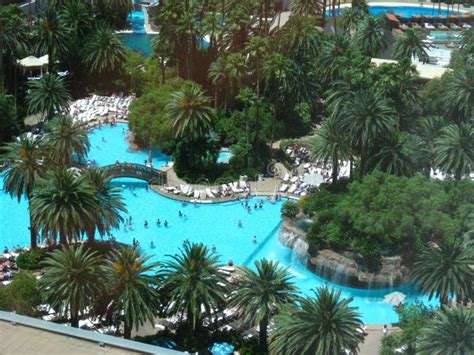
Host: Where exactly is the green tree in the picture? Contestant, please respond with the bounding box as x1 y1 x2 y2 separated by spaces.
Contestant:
26 73 71 120
31 169 97 245
0 271 41 317
270 287 364 355
434 123 474 180
34 7 69 72
355 15 389 57
418 307 474 355
443 66 473 123
44 115 90 167
342 88 395 178
83 169 126 242
160 243 228 332
370 133 415 177
208 56 229 109
411 238 474 306
165 83 215 140
40 244 104 327
1 135 46 249
393 29 429 63
289 0 323 17
84 25 126 74
230 259 297 351
0 92 20 143
103 247 160 339
312 117 351 183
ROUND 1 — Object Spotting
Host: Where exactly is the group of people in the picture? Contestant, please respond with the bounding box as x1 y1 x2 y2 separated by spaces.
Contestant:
241 198 265 214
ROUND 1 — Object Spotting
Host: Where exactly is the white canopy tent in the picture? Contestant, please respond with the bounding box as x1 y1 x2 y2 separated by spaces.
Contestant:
17 55 47 77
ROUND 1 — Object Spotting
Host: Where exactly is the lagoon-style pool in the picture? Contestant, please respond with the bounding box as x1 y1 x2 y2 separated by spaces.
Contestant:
0 123 436 323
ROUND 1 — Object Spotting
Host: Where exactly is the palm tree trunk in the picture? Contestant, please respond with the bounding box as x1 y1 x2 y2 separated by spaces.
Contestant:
214 86 218 109
124 321 132 339
332 152 338 183
71 308 79 328
28 198 38 249
161 58 166 84
0 26 4 89
360 145 366 179
259 316 269 351
332 0 337 34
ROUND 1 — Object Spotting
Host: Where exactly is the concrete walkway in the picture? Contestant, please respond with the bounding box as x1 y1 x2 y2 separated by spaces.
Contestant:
359 324 400 355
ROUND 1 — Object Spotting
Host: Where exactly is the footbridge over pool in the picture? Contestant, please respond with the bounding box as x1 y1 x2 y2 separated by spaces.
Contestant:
101 163 167 185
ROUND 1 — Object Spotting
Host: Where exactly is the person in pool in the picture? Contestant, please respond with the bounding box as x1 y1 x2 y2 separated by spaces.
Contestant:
252 236 257 243
238 219 242 227
179 211 183 217
211 245 216 252
144 220 148 228
150 241 155 249
164 220 169 227
156 219 161 226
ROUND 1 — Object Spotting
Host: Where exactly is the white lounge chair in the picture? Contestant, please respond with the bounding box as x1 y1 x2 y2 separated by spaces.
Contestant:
206 188 216 198
279 184 288 192
193 190 200 198
288 184 297 194
282 173 290 182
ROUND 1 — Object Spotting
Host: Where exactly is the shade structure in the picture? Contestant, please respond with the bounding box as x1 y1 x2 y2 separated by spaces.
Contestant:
384 291 406 306
17 55 43 68
38 54 49 66
303 172 324 187
209 342 235 355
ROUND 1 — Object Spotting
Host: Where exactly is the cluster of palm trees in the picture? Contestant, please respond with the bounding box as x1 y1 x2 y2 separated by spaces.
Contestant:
38 241 367 352
1 115 126 248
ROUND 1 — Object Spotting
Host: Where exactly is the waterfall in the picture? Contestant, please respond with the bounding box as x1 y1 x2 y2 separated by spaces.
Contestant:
293 238 309 263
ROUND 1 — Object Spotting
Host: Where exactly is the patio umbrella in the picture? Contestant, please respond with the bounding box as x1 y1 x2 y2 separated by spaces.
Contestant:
209 342 235 355
384 291 406 306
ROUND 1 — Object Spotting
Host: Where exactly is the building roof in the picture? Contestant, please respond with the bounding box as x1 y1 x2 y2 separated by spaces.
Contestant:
371 58 452 80
0 311 182 354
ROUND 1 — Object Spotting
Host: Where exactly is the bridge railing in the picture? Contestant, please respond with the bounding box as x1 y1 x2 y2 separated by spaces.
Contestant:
101 163 167 185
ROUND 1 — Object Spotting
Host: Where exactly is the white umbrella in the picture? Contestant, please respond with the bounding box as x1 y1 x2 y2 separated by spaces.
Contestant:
384 291 406 306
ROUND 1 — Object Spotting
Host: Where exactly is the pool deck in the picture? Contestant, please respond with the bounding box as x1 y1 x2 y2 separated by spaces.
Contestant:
359 324 401 355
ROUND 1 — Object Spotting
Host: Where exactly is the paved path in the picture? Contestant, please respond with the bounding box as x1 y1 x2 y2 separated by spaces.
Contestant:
359 324 400 355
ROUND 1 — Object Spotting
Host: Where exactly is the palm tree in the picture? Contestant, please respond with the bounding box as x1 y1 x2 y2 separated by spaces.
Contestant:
34 7 70 72
278 16 320 59
418 307 474 355
103 247 160 339
342 88 395 178
459 27 474 50
159 243 228 331
44 115 90 167
434 123 474 180
229 259 297 352
1 135 46 248
411 238 473 306
31 168 97 245
311 117 351 183
225 52 247 99
370 133 415 177
84 25 126 74
83 169 126 242
39 244 104 327
443 66 474 123
165 83 215 140
0 5 27 88
338 8 364 36
393 29 429 63
208 56 229 109
27 73 71 120
270 287 364 355
355 15 389 57
59 0 93 40
290 0 323 17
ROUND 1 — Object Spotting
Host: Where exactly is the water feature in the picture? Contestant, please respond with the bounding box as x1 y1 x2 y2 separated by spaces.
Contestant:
330 5 461 18
0 123 437 324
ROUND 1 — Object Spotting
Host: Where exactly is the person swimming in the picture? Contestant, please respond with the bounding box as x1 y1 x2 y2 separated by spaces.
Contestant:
156 219 161 226
211 245 216 252
238 219 242 227
179 211 183 217
164 220 168 227
254 203 258 210
144 220 148 228
150 241 155 249
247 207 251 214
252 236 257 243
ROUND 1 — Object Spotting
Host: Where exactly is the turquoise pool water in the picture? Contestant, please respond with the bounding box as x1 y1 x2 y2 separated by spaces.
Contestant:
0 123 437 323
119 33 158 56
217 150 232 163
331 5 460 18
128 10 145 33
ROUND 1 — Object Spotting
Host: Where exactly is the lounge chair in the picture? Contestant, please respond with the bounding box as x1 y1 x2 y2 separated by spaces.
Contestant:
199 191 207 199
239 180 248 191
282 173 290 182
463 23 471 29
205 188 216 198
211 189 219 196
193 190 200 199
400 23 409 30
279 184 288 192
288 184 297 194
187 186 193 196
411 23 422 30
424 23 436 30
450 23 461 30
437 23 448 30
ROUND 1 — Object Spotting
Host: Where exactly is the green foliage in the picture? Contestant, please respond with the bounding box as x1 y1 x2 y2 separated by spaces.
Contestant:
281 200 299 219
0 271 41 317
0 92 20 144
16 248 47 270
304 172 474 267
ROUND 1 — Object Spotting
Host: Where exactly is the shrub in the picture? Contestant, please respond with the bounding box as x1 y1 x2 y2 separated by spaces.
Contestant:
16 248 47 270
281 200 299 219
0 271 41 317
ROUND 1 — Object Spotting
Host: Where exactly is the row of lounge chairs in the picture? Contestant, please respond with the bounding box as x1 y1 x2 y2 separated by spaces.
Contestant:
399 22 469 31
163 181 250 200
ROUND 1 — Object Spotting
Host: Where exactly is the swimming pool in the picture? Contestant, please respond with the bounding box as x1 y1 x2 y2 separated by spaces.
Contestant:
331 4 460 18
0 123 436 323
128 10 145 33
119 33 158 56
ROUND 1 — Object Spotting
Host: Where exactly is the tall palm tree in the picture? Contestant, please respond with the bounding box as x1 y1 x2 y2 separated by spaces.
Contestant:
0 5 27 88
1 135 46 248
278 16 320 59
225 52 247 99
44 115 90 167
31 168 97 245
270 287 364 355
39 244 104 327
290 0 323 17
26 73 71 120
338 7 364 36
59 0 93 40
159 243 228 331
34 7 70 72
418 307 474 355
84 25 126 74
208 56 229 109
83 169 126 242
434 123 474 181
229 259 297 352
165 83 215 140
103 247 160 339
311 117 351 183
393 29 429 63
370 133 415 177
411 238 473 306
355 15 389 57
443 66 474 123
342 88 395 178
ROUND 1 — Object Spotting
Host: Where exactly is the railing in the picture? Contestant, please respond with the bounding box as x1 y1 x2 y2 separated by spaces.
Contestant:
101 163 167 185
